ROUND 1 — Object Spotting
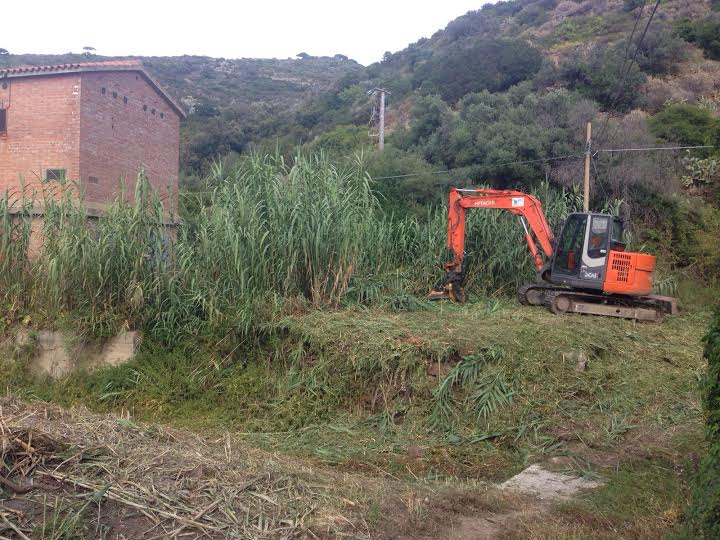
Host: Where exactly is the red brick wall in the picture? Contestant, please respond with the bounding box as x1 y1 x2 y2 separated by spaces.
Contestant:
0 75 82 201
80 72 180 213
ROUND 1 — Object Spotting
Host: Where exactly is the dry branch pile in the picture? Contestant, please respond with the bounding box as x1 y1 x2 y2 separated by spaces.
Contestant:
0 397 350 539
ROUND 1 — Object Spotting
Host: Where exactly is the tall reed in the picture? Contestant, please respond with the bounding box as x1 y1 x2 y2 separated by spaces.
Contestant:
0 152 580 341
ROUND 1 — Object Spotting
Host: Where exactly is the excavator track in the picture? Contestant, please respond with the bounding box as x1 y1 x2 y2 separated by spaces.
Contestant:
541 289 666 322
518 284 551 306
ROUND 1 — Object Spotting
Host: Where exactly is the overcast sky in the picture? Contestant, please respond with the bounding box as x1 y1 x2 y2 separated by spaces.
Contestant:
4 1 493 65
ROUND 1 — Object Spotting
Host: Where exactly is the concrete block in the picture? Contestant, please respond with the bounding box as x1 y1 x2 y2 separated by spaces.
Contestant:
14 329 140 379
101 331 141 366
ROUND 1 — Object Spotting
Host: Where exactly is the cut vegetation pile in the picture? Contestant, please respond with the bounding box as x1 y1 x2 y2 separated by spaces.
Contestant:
0 397 353 539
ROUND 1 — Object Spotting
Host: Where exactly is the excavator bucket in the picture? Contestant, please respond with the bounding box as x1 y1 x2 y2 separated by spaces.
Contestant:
427 288 451 301
428 282 466 303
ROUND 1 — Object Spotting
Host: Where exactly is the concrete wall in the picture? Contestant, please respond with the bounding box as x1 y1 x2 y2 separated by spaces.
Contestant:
16 329 141 379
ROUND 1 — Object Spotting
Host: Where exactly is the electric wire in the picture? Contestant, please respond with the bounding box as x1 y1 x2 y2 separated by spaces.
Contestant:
370 153 584 181
178 143 714 198
597 145 715 153
594 0 662 147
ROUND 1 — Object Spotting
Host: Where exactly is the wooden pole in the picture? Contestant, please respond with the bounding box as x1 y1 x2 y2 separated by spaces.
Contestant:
583 121 592 212
378 89 386 152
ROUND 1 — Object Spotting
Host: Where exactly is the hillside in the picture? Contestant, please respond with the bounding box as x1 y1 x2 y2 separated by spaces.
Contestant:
2 1 718 190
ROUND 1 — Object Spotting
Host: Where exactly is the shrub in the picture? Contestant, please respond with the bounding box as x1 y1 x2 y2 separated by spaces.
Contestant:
677 14 720 60
623 0 644 11
686 307 720 537
648 103 714 147
635 24 687 75
413 38 543 102
559 45 646 111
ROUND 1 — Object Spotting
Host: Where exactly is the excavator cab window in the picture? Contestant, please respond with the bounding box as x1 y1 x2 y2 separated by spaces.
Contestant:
588 216 610 259
610 218 625 252
553 214 588 276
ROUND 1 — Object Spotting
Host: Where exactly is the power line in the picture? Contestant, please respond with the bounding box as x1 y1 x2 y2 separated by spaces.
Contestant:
371 153 584 181
597 145 715 153
595 0 662 147
177 143 714 198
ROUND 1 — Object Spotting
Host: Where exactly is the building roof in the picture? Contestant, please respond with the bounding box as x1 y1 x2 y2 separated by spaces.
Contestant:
0 60 186 118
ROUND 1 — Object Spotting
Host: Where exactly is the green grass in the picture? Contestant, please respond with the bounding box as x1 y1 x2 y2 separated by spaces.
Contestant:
2 302 708 484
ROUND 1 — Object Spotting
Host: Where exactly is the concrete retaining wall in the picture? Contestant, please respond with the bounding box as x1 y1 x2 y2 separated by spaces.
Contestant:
16 330 140 379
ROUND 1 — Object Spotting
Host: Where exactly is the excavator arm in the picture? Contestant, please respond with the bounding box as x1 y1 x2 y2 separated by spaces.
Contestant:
430 188 555 302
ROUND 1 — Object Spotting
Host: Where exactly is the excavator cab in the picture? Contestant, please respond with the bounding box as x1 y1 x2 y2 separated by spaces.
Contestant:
550 213 623 291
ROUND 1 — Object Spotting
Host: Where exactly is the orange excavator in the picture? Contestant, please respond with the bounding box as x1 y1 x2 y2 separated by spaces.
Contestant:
428 188 677 322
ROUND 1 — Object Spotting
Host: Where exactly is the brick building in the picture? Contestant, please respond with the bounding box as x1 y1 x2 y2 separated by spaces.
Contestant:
0 60 185 214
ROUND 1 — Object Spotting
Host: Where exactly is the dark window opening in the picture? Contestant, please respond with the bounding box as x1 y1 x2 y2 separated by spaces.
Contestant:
88 176 99 184
45 169 67 183
143 105 147 111
112 91 118 99
160 112 164 119
151 108 155 115
0 109 6 135
101 87 106 94
123 96 128 104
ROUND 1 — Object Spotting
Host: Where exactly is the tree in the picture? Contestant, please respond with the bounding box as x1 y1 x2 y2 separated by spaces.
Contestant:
296 52 310 59
559 45 646 111
676 14 720 60
635 24 686 75
82 46 96 57
0 48 8 56
414 38 542 102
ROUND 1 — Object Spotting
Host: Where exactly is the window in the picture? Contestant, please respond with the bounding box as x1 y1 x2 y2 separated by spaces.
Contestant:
88 176 99 184
45 169 66 183
588 216 610 259
0 109 6 135
554 214 588 275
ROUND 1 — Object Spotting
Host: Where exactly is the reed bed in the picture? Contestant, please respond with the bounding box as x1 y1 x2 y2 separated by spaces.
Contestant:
0 153 580 342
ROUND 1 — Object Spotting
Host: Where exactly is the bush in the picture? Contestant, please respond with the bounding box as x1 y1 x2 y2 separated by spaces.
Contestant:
686 307 720 537
0 154 583 341
635 24 687 75
648 103 714 147
413 38 543 102
623 0 644 11
677 15 720 60
559 45 646 111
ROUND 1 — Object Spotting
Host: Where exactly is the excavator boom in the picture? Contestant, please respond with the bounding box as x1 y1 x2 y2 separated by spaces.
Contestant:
430 188 555 301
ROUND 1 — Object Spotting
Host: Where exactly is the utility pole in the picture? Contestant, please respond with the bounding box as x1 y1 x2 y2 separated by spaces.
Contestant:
583 121 592 212
378 89 386 151
369 88 390 152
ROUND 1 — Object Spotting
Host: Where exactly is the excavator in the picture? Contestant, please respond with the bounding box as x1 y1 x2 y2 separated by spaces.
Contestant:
428 188 677 322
